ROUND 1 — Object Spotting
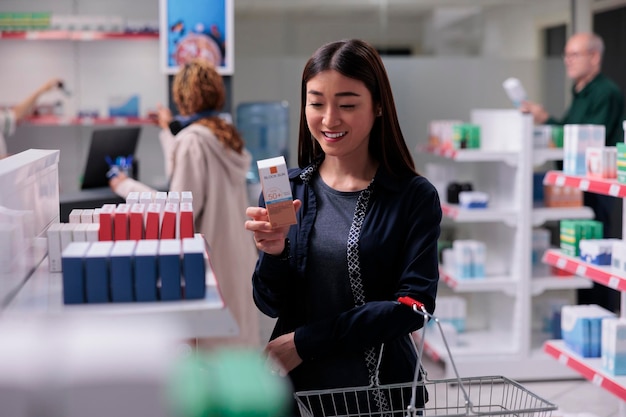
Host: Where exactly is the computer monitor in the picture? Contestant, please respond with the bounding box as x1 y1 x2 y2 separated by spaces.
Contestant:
80 127 141 190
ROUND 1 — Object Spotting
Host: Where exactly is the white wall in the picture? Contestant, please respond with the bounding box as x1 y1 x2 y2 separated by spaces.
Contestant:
3 0 622 190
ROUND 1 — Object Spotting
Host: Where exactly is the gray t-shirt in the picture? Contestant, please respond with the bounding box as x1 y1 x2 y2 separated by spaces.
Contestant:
305 174 361 321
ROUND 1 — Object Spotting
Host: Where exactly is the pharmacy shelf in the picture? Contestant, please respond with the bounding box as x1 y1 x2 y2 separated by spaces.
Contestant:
440 267 518 295
544 340 626 401
530 275 593 296
0 30 158 40
2 255 238 339
23 115 154 126
531 206 595 227
421 329 518 363
419 144 519 165
441 203 517 224
543 171 626 198
543 249 626 292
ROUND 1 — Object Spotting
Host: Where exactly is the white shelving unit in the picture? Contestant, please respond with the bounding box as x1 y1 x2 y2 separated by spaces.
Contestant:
0 149 238 341
420 113 594 380
0 17 167 193
542 171 626 408
2 254 239 340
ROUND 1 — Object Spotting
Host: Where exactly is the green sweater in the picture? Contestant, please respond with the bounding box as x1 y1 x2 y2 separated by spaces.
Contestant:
547 73 625 146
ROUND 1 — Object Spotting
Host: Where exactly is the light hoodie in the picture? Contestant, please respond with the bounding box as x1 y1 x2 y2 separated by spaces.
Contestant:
115 123 260 347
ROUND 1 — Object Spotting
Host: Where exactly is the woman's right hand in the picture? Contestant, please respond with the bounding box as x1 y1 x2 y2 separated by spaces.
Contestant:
245 200 301 256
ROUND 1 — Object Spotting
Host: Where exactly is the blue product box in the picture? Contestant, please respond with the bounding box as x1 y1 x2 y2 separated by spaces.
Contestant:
84 241 114 303
182 237 206 300
158 239 181 301
561 305 615 357
134 240 159 302
61 242 92 304
110 240 136 302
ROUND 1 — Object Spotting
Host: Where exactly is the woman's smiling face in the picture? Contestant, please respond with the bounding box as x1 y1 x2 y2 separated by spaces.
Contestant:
305 69 377 160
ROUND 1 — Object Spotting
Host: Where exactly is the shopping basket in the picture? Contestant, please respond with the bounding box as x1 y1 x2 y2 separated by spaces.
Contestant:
294 297 557 417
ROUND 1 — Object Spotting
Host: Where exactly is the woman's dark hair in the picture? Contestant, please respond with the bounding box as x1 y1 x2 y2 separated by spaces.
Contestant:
172 58 245 153
297 39 416 176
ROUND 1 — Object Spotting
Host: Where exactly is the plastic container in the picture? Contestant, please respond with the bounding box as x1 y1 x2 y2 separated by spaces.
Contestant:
502 77 527 108
236 101 289 183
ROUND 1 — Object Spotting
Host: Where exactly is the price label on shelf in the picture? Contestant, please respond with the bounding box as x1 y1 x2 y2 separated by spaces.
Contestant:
113 117 128 126
608 276 620 289
558 353 569 365
609 184 621 196
25 31 39 40
556 257 567 270
592 373 604 386
80 32 96 41
575 265 587 276
555 175 566 187
579 179 589 191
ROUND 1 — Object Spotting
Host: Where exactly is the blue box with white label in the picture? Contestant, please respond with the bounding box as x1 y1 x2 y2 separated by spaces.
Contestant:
159 239 181 301
183 237 206 299
134 240 159 301
61 241 91 304
84 241 113 303
110 240 136 302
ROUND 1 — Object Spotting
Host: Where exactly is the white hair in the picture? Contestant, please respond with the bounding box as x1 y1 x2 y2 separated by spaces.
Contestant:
588 33 604 56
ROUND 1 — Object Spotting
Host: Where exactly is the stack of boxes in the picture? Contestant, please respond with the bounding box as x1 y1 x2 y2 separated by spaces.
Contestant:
48 191 207 305
442 239 486 279
61 236 206 304
563 124 605 176
560 219 603 257
428 120 481 150
561 304 616 358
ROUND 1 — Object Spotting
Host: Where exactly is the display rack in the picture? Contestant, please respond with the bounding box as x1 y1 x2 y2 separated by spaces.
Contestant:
0 149 238 341
0 30 158 40
23 115 154 126
420 113 594 380
2 254 238 340
542 170 626 406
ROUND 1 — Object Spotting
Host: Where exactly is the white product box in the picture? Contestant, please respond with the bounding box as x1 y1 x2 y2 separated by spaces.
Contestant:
167 191 180 206
586 146 617 179
85 223 99 242
563 124 605 176
80 209 94 224
155 192 167 209
502 77 527 108
69 209 82 224
257 156 297 228
47 223 64 272
181 191 193 204
72 223 89 242
140 191 153 205
126 191 140 206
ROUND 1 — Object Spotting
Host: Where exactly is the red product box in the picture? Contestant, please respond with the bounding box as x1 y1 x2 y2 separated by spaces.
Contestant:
145 203 161 240
98 204 116 241
179 202 194 239
129 203 146 240
114 204 130 241
160 203 177 239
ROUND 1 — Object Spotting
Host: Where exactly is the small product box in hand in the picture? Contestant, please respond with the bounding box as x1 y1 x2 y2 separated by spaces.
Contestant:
257 156 297 228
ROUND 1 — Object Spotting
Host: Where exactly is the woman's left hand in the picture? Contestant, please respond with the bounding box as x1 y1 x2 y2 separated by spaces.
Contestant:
265 332 302 376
